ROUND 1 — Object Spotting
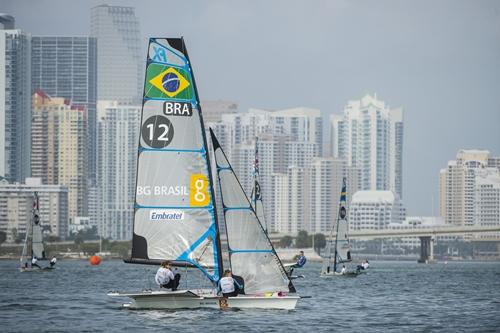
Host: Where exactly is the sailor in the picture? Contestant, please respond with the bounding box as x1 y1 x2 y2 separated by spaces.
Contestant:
31 257 41 269
155 261 181 291
341 265 346 275
291 250 307 269
50 256 57 267
218 269 242 298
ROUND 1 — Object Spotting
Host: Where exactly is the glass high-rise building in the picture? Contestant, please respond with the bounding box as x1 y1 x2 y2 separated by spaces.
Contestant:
31 36 97 182
0 18 31 183
90 4 142 103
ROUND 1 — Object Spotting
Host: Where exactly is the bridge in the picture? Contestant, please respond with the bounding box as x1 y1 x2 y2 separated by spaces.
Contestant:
350 225 500 262
269 225 500 263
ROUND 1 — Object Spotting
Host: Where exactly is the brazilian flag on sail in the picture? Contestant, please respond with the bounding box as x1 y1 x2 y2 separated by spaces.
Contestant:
145 63 194 100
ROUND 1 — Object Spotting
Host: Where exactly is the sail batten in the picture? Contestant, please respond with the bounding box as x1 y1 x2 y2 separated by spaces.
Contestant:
210 129 295 294
130 38 222 282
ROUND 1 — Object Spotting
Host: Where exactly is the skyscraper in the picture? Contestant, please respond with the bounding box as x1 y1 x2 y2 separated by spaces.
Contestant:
90 5 142 103
331 94 404 198
273 166 305 234
96 101 140 240
0 17 31 183
440 149 500 228
31 90 87 220
307 158 361 233
31 36 97 181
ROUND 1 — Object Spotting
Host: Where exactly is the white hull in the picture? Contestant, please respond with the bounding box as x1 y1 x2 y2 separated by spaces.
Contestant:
108 289 299 310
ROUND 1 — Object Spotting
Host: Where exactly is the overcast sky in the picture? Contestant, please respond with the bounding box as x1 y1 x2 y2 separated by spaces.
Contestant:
2 0 499 215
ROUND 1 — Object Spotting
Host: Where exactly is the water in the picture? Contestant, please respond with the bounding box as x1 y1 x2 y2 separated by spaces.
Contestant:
1 260 499 332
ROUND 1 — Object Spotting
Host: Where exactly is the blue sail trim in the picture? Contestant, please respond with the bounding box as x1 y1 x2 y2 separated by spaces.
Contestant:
216 166 231 171
144 96 196 103
143 96 199 106
224 207 251 211
139 147 205 153
135 204 213 210
229 249 273 253
176 222 219 282
149 40 187 66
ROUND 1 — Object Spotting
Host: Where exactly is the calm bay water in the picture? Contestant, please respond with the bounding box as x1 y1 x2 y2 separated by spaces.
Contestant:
1 259 499 332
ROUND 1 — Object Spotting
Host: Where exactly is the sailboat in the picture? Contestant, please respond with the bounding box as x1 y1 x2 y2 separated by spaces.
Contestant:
107 37 300 309
321 177 359 277
19 192 53 272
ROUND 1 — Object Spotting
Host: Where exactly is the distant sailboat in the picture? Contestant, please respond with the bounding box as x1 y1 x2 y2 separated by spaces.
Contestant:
20 192 53 272
321 178 358 277
108 37 300 309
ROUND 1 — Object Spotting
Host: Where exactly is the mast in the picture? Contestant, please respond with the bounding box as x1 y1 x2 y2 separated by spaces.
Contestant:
252 137 258 214
181 37 224 280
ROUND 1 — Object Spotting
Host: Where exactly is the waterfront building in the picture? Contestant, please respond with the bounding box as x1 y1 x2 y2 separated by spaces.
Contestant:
0 177 68 241
349 190 406 230
307 158 361 233
31 90 87 219
0 18 31 183
223 107 322 156
330 94 404 198
201 100 237 123
232 134 316 232
31 36 97 182
68 216 94 235
90 5 142 103
473 168 500 243
440 149 500 229
273 166 305 234
96 101 140 240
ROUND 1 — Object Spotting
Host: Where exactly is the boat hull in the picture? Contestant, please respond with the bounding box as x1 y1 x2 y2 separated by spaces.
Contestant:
19 267 55 272
107 290 299 310
320 271 359 278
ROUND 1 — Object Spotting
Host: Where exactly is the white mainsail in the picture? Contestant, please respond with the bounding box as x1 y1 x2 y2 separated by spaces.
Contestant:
210 129 294 294
129 38 222 282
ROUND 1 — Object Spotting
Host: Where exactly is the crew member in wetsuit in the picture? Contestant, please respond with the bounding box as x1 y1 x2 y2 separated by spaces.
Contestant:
31 257 41 269
291 251 307 269
50 256 57 268
218 269 242 298
155 261 181 291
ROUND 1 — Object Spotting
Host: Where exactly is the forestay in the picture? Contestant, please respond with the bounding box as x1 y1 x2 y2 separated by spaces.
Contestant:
130 38 222 282
210 129 294 294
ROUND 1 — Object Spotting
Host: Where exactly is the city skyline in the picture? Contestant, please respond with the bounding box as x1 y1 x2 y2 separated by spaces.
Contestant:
0 0 499 216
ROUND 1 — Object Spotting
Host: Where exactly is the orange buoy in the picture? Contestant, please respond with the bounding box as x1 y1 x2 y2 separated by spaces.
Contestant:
89 255 101 265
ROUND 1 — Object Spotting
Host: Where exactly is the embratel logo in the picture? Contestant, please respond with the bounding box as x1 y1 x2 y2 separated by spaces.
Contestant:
149 67 190 98
150 209 185 221
189 174 210 207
